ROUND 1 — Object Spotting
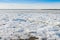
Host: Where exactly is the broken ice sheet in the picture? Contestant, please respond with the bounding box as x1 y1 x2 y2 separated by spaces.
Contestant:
0 10 60 40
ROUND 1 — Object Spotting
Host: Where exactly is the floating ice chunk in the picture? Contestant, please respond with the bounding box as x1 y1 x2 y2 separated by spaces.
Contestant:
12 18 26 22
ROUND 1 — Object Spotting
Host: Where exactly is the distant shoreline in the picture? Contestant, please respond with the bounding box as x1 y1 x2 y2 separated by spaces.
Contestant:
0 9 60 10
0 9 60 14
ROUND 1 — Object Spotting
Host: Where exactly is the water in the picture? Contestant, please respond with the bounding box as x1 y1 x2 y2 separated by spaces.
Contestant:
0 9 60 40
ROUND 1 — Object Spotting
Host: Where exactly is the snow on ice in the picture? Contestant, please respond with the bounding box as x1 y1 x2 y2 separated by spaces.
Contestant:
0 10 60 40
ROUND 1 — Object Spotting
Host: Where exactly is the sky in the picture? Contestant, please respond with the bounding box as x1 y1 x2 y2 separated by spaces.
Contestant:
0 0 60 9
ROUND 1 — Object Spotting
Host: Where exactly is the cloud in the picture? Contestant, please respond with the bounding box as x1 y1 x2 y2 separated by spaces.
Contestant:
0 3 60 9
0 0 60 9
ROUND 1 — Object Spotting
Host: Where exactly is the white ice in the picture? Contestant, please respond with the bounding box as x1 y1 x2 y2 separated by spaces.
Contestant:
0 10 60 40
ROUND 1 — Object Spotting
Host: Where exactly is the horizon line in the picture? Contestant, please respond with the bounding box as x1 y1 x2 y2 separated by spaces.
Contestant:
0 9 60 10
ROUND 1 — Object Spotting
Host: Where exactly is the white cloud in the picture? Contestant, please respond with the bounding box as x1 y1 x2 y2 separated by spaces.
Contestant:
0 3 60 9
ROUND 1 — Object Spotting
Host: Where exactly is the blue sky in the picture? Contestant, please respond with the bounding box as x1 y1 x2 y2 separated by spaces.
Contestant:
0 0 60 9
0 0 60 3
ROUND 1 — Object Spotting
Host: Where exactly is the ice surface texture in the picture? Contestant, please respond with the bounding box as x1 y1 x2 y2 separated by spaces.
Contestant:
0 10 60 40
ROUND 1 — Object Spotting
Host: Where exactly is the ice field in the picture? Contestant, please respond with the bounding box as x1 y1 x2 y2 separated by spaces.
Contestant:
0 9 60 40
